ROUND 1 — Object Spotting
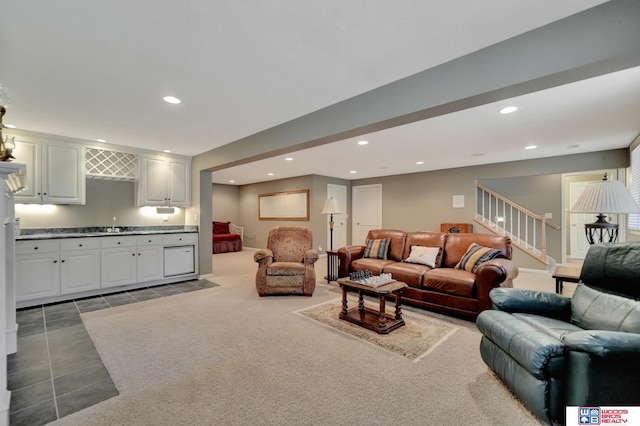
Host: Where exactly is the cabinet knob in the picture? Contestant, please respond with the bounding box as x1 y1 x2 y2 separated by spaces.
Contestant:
148 240 152 243
34 247 38 250
61 259 65 263
118 242 121 245
132 253 136 256
79 244 83 247
53 260 57 263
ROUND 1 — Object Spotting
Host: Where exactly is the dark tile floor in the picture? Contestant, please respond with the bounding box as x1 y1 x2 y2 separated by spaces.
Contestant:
8 279 219 426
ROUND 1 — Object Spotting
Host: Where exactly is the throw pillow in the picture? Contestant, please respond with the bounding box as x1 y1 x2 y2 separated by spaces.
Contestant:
455 243 505 272
363 238 390 260
213 221 231 234
403 246 441 268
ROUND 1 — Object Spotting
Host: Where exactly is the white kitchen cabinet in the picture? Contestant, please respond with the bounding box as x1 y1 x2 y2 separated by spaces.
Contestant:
136 154 191 207
13 136 85 204
136 235 163 282
60 238 101 294
101 236 137 288
16 241 61 302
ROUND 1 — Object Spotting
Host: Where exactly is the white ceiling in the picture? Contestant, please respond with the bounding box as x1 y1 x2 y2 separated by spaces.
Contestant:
3 1 638 186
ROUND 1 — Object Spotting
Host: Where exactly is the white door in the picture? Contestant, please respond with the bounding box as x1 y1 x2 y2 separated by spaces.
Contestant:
327 184 347 250
352 184 382 244
569 181 598 259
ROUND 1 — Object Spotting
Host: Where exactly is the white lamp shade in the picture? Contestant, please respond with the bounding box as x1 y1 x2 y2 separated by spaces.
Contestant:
321 198 342 215
571 179 640 214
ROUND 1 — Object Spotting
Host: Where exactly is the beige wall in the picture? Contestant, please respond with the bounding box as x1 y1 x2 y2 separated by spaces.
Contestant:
212 184 240 225
16 179 186 229
350 149 629 270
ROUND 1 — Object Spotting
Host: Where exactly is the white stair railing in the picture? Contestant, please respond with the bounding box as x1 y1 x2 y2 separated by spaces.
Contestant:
475 183 560 265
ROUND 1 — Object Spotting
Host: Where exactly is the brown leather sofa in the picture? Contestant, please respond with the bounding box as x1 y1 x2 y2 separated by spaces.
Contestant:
337 229 518 319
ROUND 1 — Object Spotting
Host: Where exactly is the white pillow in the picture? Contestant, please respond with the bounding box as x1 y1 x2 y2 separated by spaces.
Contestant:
404 246 441 268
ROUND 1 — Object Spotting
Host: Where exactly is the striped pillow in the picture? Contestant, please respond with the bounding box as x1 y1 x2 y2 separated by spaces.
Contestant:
455 243 505 272
363 238 390 260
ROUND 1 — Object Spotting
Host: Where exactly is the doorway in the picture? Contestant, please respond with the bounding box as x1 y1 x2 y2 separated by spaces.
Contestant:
352 184 382 244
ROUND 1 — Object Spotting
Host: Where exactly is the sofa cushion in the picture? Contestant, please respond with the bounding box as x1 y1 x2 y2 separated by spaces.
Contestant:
442 233 511 268
571 284 640 333
267 262 306 276
455 243 506 272
403 232 447 266
363 238 390 260
213 221 231 234
351 258 393 275
383 262 428 288
403 246 441 268
366 229 407 262
513 313 583 341
423 268 476 297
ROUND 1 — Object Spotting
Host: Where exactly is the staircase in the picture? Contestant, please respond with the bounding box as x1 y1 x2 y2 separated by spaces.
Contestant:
475 183 560 268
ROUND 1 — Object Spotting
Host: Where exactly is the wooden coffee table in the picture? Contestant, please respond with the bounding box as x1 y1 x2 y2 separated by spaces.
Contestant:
337 278 408 334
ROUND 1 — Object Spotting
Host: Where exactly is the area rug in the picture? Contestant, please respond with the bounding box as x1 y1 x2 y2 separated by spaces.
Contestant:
295 297 459 362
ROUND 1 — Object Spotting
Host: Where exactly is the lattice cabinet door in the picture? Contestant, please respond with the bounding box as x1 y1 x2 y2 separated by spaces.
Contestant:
85 148 138 181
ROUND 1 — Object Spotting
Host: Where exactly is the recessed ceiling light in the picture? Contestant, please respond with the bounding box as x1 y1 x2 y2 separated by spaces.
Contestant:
5 124 16 129
350 170 357 174
267 173 274 176
471 153 485 157
525 145 537 150
163 96 181 104
416 161 424 165
96 138 106 143
567 144 580 149
285 157 293 161
358 140 369 145
500 106 518 114
228 180 235 183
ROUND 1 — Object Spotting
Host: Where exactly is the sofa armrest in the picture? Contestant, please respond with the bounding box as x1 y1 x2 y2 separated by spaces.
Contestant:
254 249 273 265
337 245 365 277
304 249 319 264
489 288 572 321
562 330 640 358
475 258 519 312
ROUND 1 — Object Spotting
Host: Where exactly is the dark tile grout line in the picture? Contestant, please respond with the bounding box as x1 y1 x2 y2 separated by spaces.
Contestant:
10 279 217 426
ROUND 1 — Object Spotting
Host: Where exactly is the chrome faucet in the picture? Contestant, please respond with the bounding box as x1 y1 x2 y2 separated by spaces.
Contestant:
111 216 116 232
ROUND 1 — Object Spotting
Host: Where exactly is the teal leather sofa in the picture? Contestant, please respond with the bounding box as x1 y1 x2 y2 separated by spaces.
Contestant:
476 242 640 425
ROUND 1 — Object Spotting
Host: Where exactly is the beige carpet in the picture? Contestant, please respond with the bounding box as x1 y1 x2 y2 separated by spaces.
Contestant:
296 297 458 361
50 268 544 426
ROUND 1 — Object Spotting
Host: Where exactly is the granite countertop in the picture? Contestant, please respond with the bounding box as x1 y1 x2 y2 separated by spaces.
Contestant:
16 226 199 241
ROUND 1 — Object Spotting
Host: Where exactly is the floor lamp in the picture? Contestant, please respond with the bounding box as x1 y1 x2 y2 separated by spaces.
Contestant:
322 198 342 283
571 173 640 244
321 198 342 251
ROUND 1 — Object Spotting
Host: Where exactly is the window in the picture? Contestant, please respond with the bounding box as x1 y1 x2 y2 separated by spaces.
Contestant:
629 145 640 231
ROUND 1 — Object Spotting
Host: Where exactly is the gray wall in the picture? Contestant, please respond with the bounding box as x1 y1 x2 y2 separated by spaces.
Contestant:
16 179 186 229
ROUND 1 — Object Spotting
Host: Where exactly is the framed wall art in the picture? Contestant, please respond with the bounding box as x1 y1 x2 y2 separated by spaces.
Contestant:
258 189 309 220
